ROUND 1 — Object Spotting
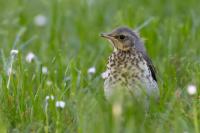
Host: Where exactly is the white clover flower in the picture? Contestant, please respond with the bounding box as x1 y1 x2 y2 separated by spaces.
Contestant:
42 66 48 75
10 49 18 57
56 101 65 108
6 67 12 76
45 95 54 101
112 102 122 118
34 14 47 27
45 96 50 100
187 84 197 95
101 71 108 79
88 67 96 74
26 52 35 63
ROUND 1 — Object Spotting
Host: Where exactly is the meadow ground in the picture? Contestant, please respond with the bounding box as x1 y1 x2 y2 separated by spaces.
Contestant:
0 0 200 132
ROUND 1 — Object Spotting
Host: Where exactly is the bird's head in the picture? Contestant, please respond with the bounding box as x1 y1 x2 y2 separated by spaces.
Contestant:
100 27 144 51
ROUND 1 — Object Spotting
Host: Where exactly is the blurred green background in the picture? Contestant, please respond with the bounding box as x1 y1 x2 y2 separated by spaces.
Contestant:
0 0 200 132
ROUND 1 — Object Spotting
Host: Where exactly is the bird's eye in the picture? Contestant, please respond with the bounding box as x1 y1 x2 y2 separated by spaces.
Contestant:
119 35 125 40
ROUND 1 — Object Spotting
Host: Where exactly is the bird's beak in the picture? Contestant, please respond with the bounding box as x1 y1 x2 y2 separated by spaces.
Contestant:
100 33 114 40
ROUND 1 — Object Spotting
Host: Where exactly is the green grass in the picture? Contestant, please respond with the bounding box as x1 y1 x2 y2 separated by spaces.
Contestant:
0 0 200 132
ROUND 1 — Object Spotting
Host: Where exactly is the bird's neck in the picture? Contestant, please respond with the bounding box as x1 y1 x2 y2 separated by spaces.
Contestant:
114 47 137 54
111 48 138 62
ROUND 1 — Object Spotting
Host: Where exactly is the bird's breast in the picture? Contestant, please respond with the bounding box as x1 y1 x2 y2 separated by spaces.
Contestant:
104 50 158 96
107 50 148 78
104 50 159 100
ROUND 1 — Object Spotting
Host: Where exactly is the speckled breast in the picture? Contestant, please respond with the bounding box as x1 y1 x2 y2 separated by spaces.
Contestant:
104 49 158 98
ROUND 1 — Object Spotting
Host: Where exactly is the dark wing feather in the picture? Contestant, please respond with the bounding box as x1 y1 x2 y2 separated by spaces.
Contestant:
132 31 157 82
141 52 157 82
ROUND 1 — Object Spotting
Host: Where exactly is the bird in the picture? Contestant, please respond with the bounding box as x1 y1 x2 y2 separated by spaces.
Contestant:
100 27 159 100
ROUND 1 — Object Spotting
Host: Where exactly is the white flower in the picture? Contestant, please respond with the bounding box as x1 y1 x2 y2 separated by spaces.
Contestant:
101 71 108 79
42 66 48 74
45 95 54 101
56 101 65 108
45 96 50 100
6 67 12 76
34 14 47 27
10 49 18 57
88 67 96 74
187 84 197 95
112 102 122 118
26 52 35 63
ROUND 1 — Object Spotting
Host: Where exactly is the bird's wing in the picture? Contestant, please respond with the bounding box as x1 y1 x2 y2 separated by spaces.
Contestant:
131 31 157 81
141 52 157 82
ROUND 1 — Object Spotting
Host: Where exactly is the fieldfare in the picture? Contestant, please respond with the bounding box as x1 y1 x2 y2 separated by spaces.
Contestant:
101 27 159 100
